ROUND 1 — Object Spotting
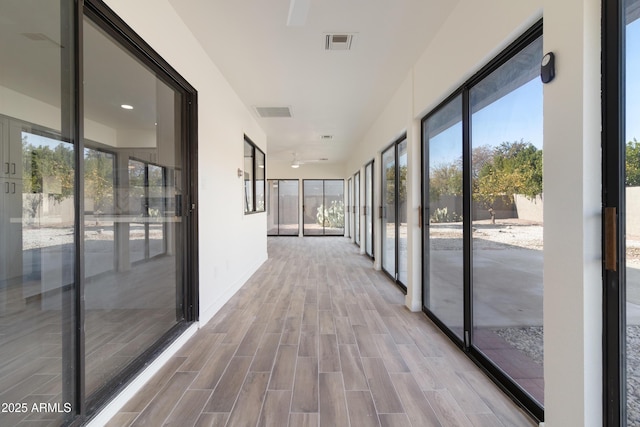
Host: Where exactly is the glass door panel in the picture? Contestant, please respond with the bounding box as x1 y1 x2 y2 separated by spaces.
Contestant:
382 146 396 276
267 180 279 235
303 180 323 235
268 179 299 236
470 36 544 405
83 15 185 397
355 172 361 246
303 180 343 236
324 180 345 236
424 96 464 338
0 1 76 423
398 139 408 285
347 178 352 238
365 162 374 257
279 180 299 235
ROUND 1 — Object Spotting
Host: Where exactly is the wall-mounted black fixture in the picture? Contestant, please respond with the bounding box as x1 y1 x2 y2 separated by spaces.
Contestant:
541 52 555 83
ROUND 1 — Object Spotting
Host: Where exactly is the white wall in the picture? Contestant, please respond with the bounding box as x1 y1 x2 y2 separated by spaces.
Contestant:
542 0 602 425
104 0 268 325
347 0 603 425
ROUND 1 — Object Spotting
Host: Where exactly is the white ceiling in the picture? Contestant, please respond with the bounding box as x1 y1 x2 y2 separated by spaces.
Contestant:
168 0 460 165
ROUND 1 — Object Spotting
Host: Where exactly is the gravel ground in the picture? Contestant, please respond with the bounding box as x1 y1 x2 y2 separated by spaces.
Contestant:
495 326 544 365
429 218 543 251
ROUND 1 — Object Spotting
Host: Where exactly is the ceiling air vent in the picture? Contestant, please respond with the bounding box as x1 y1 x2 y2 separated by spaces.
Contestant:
325 34 353 51
254 106 292 118
320 135 333 140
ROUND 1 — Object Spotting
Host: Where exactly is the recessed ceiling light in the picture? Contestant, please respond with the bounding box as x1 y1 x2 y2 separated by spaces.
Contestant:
121 104 134 110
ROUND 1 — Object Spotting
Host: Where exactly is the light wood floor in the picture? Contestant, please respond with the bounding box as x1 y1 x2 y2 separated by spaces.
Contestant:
109 237 536 427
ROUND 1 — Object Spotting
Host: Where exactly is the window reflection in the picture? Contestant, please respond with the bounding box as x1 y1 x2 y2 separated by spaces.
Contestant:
424 96 464 338
471 36 544 405
83 16 185 397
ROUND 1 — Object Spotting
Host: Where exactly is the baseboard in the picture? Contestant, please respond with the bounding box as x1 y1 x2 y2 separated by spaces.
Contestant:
86 323 198 427
199 253 267 326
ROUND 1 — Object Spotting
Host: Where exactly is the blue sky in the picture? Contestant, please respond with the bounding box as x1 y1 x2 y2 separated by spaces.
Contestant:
429 77 543 166
429 17 640 166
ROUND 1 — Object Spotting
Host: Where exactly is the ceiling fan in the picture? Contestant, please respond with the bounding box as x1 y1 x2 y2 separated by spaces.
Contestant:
290 152 328 168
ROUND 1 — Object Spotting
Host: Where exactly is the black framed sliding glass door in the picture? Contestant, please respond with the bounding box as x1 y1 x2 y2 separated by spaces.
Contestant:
365 161 374 258
422 22 543 421
82 9 197 403
303 179 345 236
424 95 464 339
0 1 198 423
603 1 640 424
267 179 299 236
346 177 352 238
354 172 361 246
381 136 408 291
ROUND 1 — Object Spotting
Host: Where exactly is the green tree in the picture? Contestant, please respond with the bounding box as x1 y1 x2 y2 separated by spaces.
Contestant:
476 140 543 205
384 164 407 206
429 162 462 202
84 149 114 213
23 141 75 199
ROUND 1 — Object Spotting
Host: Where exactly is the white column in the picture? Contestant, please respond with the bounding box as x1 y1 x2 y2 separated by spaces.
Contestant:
542 0 602 425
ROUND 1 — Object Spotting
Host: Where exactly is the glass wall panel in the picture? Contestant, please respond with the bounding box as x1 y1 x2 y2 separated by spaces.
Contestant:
382 146 396 276
83 16 185 396
424 96 464 338
256 150 265 212
303 180 324 235
347 178 352 238
471 36 544 404
398 139 408 285
267 179 299 236
279 180 299 235
355 172 361 246
0 2 75 424
303 180 344 236
244 141 254 213
627 3 640 423
365 162 374 257
324 180 345 236
267 180 278 235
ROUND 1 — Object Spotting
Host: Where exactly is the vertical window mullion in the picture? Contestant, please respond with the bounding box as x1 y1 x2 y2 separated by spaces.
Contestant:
252 145 256 212
462 86 472 350
603 0 625 424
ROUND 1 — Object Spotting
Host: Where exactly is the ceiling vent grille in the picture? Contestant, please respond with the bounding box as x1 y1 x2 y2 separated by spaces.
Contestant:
254 106 292 118
325 34 353 50
320 135 333 140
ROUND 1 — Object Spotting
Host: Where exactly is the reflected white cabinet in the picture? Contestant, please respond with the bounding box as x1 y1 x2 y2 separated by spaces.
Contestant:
0 118 23 283
1 118 23 180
